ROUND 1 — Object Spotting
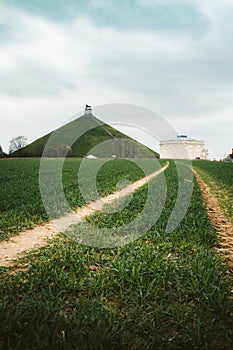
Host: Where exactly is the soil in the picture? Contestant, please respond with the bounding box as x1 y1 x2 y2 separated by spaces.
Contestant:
194 170 233 273
0 162 169 267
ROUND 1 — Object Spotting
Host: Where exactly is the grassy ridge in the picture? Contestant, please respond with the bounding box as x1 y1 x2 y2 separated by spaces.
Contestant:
193 160 233 222
11 115 159 158
0 162 232 349
0 159 161 241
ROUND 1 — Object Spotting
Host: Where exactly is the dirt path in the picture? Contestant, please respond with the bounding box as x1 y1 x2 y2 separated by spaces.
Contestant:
0 162 169 267
194 170 233 272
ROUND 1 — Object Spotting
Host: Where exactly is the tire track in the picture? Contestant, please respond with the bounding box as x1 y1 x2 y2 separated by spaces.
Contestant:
0 162 169 267
194 169 233 272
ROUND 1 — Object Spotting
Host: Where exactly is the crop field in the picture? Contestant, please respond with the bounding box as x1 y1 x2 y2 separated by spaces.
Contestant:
0 159 233 349
193 160 233 222
0 158 161 241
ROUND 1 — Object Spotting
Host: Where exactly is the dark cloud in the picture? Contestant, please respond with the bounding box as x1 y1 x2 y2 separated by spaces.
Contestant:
0 1 232 159
1 0 209 35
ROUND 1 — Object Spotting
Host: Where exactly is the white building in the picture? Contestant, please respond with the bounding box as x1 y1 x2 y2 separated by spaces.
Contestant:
86 154 97 159
160 135 208 160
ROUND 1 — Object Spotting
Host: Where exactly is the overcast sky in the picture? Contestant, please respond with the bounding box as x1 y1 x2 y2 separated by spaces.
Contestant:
0 0 232 159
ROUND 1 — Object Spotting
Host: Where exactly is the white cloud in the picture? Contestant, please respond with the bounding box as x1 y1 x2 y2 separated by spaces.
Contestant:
0 2 232 159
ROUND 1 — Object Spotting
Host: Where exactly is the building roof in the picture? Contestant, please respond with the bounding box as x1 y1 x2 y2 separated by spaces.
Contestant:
160 135 203 142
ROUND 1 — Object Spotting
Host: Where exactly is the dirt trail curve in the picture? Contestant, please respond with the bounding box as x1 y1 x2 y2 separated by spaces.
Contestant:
0 162 169 267
194 170 233 272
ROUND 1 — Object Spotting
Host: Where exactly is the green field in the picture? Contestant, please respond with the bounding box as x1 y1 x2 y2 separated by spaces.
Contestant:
0 158 162 241
0 159 232 349
193 160 233 222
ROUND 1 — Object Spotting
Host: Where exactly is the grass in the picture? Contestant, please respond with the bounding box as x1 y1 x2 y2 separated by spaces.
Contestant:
0 158 163 241
193 160 233 222
0 161 232 349
11 115 159 158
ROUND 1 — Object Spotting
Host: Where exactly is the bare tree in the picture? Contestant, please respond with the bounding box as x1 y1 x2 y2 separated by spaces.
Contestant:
9 136 27 154
0 145 4 157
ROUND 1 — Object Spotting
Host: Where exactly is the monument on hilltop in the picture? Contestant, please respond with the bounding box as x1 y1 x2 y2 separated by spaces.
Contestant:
84 104 92 115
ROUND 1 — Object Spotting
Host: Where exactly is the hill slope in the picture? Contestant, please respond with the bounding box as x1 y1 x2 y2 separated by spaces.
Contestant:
12 114 159 158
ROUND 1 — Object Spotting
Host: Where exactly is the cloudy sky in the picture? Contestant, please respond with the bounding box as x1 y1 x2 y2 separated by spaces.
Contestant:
0 0 232 159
